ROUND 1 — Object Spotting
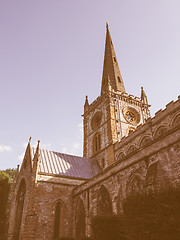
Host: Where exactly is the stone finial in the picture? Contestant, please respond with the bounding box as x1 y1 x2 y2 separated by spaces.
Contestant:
29 136 32 143
37 140 40 150
17 164 20 172
141 86 148 105
84 95 89 108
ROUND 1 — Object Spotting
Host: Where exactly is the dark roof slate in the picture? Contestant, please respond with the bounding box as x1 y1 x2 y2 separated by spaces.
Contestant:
32 148 101 179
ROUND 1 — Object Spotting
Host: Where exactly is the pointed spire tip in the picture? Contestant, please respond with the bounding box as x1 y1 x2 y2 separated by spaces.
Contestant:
106 21 109 28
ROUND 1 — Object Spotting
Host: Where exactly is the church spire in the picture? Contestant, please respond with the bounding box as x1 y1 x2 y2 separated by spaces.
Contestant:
101 23 126 95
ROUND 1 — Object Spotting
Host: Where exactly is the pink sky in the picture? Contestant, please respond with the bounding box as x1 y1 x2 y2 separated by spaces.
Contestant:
0 0 180 169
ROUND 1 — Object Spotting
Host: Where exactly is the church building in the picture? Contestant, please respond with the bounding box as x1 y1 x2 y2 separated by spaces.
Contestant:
8 24 180 240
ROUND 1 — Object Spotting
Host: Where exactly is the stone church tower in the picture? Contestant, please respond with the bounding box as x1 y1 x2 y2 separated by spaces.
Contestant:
83 23 150 168
7 23 180 240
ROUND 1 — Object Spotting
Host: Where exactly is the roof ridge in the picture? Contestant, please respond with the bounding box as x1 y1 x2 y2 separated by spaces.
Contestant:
32 147 88 159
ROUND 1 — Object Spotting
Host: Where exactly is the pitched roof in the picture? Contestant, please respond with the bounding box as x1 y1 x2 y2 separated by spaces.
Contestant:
32 148 101 179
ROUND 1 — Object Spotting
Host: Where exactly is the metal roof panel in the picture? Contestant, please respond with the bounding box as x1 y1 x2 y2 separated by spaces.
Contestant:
32 148 101 179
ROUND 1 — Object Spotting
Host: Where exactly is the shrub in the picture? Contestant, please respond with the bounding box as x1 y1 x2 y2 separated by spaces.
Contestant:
91 214 129 240
0 177 10 240
123 186 180 240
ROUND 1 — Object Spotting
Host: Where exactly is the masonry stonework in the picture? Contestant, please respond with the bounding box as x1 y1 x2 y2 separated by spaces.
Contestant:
8 24 180 240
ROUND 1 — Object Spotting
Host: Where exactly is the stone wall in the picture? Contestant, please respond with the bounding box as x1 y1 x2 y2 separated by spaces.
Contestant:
73 96 180 238
7 145 33 240
34 174 84 240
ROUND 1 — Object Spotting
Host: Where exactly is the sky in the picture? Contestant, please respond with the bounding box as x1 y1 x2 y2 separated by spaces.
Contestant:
0 0 180 170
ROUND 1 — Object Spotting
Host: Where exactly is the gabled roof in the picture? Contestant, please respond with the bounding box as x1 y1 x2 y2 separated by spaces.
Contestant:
32 148 101 179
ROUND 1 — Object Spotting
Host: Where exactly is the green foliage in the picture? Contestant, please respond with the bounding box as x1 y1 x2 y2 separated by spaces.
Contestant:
0 168 16 240
0 177 10 240
0 168 16 183
123 186 180 240
91 215 128 240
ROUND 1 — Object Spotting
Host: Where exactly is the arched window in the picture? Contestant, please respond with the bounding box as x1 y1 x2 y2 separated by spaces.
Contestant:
172 114 180 127
97 185 112 215
53 202 64 239
76 199 85 240
127 174 144 195
93 133 101 154
13 179 26 240
91 112 102 130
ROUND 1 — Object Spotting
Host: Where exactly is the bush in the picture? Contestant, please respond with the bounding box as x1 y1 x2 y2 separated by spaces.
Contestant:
123 186 180 240
0 177 10 240
0 168 16 240
91 214 129 240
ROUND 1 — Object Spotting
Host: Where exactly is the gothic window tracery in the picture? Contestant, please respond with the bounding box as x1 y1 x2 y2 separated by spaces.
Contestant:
91 112 102 130
145 162 158 186
127 174 144 195
97 185 112 215
123 107 140 125
126 111 136 122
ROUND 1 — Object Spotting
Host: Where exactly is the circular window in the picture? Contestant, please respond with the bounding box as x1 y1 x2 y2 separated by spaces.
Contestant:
123 107 140 125
91 112 102 130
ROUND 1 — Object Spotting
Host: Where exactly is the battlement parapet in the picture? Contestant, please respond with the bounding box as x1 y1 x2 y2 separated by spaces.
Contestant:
115 96 180 161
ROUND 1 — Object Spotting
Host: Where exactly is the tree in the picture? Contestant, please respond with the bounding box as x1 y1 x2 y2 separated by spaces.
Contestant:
0 168 16 240
123 186 180 240
91 215 128 240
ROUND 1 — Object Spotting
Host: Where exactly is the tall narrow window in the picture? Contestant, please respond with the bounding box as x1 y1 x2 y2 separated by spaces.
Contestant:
13 179 26 240
76 199 85 240
93 133 101 154
53 202 64 239
97 185 112 215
